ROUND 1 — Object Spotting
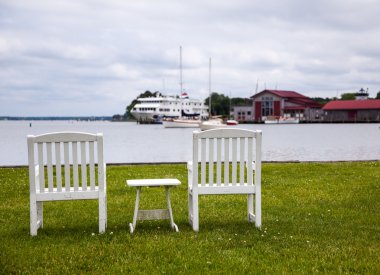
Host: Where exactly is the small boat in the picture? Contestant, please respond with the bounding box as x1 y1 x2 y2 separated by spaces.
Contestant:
264 116 299 124
226 119 239 126
162 118 201 128
200 117 226 131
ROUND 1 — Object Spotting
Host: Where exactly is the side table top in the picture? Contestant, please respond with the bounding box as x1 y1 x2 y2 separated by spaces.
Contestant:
126 178 181 187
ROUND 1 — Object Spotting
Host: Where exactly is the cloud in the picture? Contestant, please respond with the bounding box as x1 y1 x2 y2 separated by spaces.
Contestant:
0 0 379 115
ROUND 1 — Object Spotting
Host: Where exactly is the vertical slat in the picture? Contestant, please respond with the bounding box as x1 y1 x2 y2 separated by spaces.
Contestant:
255 131 262 227
27 136 36 195
216 138 222 186
232 138 237 185
247 137 253 185
81 141 87 190
89 141 95 190
201 138 206 186
64 142 70 191
37 143 45 192
240 137 245 185
208 138 214 186
224 138 229 186
193 133 199 190
97 134 105 191
72 142 79 191
55 142 62 192
46 142 53 192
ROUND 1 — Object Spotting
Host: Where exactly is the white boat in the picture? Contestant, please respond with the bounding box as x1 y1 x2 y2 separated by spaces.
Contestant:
162 118 201 128
200 119 226 131
264 116 299 124
130 95 207 123
199 115 227 131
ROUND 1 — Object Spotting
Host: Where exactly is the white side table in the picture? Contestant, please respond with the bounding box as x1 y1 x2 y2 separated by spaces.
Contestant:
126 178 181 233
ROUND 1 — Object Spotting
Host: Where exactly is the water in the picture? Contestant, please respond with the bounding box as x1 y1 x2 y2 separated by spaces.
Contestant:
0 120 379 166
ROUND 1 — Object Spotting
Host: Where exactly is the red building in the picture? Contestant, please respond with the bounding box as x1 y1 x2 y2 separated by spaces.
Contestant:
250 90 322 122
323 99 380 122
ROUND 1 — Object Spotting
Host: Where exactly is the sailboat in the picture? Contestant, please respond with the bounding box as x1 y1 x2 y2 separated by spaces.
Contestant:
199 58 226 131
163 47 202 128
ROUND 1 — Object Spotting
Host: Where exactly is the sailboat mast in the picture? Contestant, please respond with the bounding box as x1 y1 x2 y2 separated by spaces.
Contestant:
209 57 211 117
179 46 183 95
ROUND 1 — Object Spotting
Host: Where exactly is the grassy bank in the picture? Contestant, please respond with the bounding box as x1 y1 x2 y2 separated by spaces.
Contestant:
1 162 379 274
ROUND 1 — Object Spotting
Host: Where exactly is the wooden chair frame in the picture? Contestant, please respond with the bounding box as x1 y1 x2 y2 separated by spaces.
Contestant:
188 128 262 231
27 132 107 236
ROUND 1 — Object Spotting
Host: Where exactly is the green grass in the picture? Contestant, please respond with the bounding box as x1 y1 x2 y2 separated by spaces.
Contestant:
1 162 379 274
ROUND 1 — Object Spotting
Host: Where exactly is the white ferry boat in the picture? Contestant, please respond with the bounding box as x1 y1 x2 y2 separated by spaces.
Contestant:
130 94 208 123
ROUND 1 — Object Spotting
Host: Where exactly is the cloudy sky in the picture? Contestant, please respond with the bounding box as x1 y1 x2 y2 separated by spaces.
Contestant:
1 0 380 116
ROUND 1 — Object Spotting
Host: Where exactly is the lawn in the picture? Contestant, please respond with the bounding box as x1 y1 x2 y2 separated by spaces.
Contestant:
1 162 379 274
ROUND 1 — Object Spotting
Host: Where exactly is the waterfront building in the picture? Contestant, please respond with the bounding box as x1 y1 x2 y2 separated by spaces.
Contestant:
322 99 380 122
250 90 322 122
232 105 254 122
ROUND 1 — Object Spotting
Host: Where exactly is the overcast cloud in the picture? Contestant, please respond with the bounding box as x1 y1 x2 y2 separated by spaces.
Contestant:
1 0 380 116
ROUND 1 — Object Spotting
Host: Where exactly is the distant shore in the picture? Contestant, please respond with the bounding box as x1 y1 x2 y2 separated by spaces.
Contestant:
0 116 112 121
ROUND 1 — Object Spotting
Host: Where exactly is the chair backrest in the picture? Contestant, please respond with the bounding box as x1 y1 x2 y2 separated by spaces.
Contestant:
192 128 262 188
27 132 105 194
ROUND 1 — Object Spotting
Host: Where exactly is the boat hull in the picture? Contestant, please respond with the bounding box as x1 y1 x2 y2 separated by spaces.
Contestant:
265 118 299 124
163 119 201 128
199 120 226 131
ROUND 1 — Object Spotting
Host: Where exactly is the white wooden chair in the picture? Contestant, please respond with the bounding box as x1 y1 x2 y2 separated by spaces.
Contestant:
188 128 262 231
27 132 107 236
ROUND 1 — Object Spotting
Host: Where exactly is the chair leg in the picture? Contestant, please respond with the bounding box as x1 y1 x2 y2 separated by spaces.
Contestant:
255 192 261 228
188 190 193 225
192 193 199 232
37 201 43 228
247 194 254 223
30 198 38 236
99 195 106 234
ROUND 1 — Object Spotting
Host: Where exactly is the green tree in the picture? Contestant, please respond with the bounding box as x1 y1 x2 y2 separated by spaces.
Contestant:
230 97 251 106
204 93 251 117
204 92 230 117
310 97 332 105
341 93 355 100
376 91 380 99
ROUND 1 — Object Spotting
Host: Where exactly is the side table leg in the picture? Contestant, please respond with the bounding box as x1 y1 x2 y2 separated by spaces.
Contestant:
165 187 179 232
129 187 141 234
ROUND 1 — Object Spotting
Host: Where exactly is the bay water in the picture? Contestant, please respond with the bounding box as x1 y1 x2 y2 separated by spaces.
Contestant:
0 120 379 166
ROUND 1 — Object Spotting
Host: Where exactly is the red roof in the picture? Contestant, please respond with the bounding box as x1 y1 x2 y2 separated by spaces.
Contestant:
323 100 380 110
251 89 321 108
252 89 307 99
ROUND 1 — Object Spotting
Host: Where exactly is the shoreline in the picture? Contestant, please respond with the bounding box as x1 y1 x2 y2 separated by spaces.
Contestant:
1 159 379 169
